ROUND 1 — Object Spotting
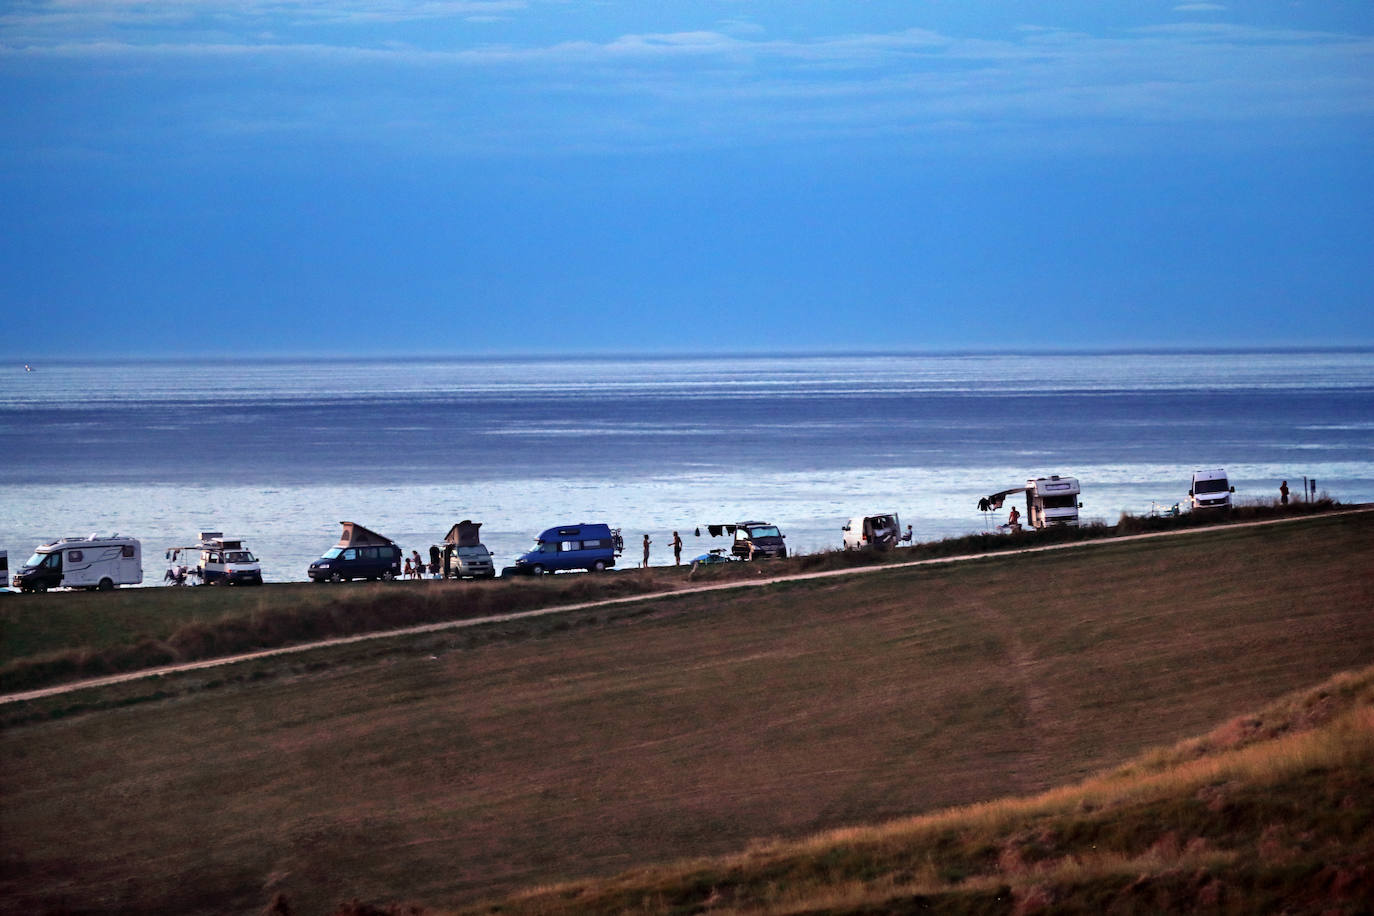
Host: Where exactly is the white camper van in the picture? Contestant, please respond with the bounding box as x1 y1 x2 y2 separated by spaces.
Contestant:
842 513 904 550
1025 476 1082 528
166 532 264 585
1189 469 1235 512
12 534 143 592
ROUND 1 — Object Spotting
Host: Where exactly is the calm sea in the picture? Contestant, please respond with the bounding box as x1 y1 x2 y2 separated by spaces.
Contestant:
1 351 1371 583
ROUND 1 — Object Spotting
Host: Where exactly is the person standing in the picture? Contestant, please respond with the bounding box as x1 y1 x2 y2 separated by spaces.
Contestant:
1280 480 1290 505
671 531 683 566
642 533 652 569
1008 505 1021 529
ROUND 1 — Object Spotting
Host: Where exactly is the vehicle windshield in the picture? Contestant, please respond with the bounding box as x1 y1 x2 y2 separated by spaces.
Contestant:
25 551 47 567
1195 479 1229 494
225 551 256 563
321 547 343 559
745 526 782 539
1042 495 1078 509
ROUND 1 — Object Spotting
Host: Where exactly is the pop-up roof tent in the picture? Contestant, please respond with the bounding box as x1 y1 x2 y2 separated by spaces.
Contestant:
444 520 482 547
335 521 395 548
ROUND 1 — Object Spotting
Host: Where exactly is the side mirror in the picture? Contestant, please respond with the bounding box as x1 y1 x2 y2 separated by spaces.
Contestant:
1230 486 1235 493
1188 489 1193 497
1078 502 1083 509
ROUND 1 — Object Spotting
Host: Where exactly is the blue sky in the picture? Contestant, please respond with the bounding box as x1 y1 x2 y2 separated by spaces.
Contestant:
2 1 1371 357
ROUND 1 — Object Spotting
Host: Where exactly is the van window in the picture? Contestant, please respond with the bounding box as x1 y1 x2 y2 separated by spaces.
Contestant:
343 548 357 560
361 547 377 559
582 539 608 550
68 550 84 562
122 545 135 558
559 541 580 552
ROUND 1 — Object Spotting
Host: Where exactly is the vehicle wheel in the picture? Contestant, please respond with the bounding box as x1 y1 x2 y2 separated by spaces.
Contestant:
97 578 114 591
531 564 546 576
330 572 343 583
591 560 607 572
382 570 395 581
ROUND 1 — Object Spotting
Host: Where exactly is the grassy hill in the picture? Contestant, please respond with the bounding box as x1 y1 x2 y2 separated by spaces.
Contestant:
0 511 1371 914
453 666 1374 916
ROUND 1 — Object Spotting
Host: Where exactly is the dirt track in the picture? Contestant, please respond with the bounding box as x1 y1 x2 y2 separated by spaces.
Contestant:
5 507 1369 706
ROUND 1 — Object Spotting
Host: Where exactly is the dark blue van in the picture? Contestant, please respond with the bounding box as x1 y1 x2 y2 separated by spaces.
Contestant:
507 523 622 575
308 521 403 583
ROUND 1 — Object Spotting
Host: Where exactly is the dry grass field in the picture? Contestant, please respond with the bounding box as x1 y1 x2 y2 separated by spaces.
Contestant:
1 512 1371 914
462 666 1374 915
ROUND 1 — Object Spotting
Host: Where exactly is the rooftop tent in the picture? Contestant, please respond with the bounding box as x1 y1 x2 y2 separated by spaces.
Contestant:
444 520 482 547
335 521 395 548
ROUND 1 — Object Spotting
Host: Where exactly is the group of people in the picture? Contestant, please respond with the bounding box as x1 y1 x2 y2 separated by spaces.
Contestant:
402 546 442 579
640 531 685 568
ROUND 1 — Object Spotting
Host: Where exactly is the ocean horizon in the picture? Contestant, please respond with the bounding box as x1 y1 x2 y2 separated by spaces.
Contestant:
2 349 1371 584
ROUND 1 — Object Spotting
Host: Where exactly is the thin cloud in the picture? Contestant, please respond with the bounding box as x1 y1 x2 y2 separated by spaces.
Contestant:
4 11 1371 159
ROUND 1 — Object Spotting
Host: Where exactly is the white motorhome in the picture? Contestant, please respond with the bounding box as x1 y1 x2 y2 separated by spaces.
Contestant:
166 532 264 585
1189 469 1235 512
842 513 905 550
12 534 143 592
1025 475 1082 528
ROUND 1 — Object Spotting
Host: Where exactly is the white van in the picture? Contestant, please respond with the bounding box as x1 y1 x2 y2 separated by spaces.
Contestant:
166 532 264 585
842 513 904 550
12 535 143 592
1025 476 1082 528
1189 469 1235 512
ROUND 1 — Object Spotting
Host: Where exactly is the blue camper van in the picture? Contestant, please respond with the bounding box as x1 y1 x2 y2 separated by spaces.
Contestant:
507 523 623 575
